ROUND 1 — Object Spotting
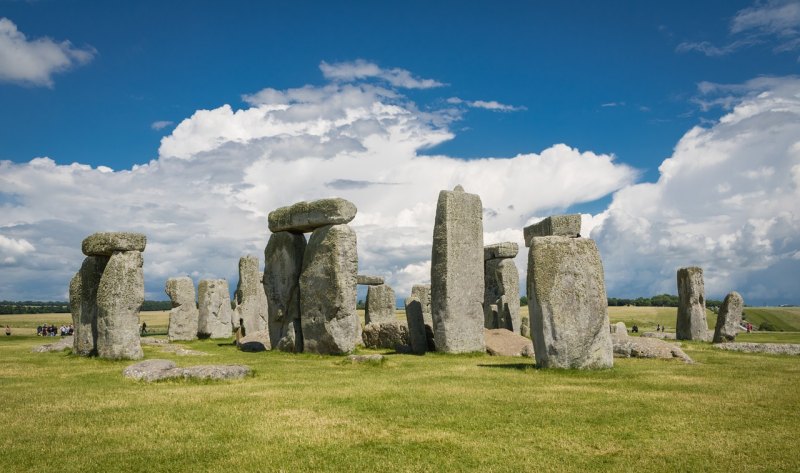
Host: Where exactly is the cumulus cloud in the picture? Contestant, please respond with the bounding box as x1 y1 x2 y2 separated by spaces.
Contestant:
592 76 800 304
320 59 445 89
0 17 96 87
447 96 526 112
0 67 635 301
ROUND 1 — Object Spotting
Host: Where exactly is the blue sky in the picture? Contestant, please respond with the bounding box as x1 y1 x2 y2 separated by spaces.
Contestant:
1 1 799 304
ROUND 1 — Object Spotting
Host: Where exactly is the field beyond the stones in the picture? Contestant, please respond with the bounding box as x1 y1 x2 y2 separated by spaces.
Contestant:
2 308 799 472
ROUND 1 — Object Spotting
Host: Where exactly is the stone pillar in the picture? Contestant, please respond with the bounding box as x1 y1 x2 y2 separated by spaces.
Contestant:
405 296 427 355
365 284 396 324
264 232 306 352
483 242 520 333
527 221 613 369
165 277 199 341
233 255 268 336
299 224 359 354
410 284 432 328
70 255 108 356
713 291 743 343
198 279 233 339
430 185 485 353
676 267 708 341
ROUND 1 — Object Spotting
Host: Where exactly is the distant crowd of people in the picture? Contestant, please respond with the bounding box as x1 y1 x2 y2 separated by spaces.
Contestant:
37 324 74 337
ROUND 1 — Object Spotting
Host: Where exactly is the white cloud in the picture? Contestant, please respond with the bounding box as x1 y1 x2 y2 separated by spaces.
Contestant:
320 59 445 89
592 76 800 304
447 96 526 112
0 17 96 87
601 102 625 108
151 120 174 131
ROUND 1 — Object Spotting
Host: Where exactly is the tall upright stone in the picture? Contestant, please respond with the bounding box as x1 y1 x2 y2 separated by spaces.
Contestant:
264 232 306 352
430 185 485 353
198 279 233 339
365 284 396 324
713 291 743 343
676 267 708 341
165 277 199 342
299 224 359 355
233 255 268 335
527 235 613 369
411 284 432 327
483 243 520 334
95 251 144 360
70 255 108 356
405 296 427 355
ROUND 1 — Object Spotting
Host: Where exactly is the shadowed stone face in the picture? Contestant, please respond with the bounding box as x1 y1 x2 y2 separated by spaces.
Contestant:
234 255 268 336
365 284 396 324
165 277 199 342
676 267 708 341
264 232 306 352
483 256 520 333
299 224 359 355
431 185 485 354
405 296 427 355
527 236 613 369
70 255 108 356
198 279 233 339
713 291 743 343
268 198 357 233
95 251 144 360
411 284 432 328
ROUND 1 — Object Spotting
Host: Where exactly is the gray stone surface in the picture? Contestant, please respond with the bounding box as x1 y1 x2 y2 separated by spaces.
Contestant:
165 277 199 342
357 274 384 285
484 242 519 260
405 296 427 355
527 236 613 369
431 185 485 353
237 329 271 352
346 354 384 363
300 224 359 355
484 329 535 357
365 284 396 324
484 258 520 333
268 198 357 233
123 360 251 382
642 331 677 340
32 336 74 353
122 359 179 382
70 256 108 356
82 232 147 256
612 321 628 336
520 316 530 338
411 284 432 328
197 279 233 339
676 267 708 341
713 291 744 343
233 255 268 335
611 332 693 363
264 231 306 353
524 214 581 247
95 251 144 360
712 343 800 355
362 322 409 349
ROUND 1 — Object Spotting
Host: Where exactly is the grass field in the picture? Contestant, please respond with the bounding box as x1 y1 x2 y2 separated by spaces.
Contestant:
1 308 799 472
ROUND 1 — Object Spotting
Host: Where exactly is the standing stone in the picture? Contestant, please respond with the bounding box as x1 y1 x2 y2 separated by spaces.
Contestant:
70 256 108 356
411 284 432 327
405 296 427 355
676 267 708 341
233 255 268 336
431 185 485 353
299 224 359 355
520 316 531 338
523 214 581 247
264 232 306 352
365 284 396 324
713 291 744 343
95 251 144 360
165 277 199 342
198 279 233 339
483 257 520 333
527 236 613 369
268 198 357 233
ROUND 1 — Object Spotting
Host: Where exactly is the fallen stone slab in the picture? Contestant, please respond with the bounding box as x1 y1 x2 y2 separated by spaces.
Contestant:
123 359 251 382
642 331 677 340
82 232 147 256
140 337 170 345
159 345 208 356
712 343 800 355
32 336 74 353
524 214 581 247
362 322 409 349
612 333 693 363
484 329 534 357
345 354 385 363
484 242 519 260
356 274 384 285
268 198 357 233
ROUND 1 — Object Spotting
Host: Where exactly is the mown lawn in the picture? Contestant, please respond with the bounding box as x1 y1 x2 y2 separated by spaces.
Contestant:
1 309 800 472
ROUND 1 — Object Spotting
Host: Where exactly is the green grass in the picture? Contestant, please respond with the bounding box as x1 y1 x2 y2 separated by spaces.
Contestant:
742 307 800 332
3 322 800 472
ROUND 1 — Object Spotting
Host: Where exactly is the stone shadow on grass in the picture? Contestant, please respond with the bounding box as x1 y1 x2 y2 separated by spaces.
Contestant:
477 363 536 371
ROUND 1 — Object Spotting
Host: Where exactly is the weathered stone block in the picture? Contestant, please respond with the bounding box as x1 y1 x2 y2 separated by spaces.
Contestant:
676 266 708 341
361 322 409 349
356 274 384 285
484 258 520 333
713 291 743 343
268 198 357 233
411 284 432 328
264 231 306 352
484 242 519 260
365 284 396 324
70 255 108 356
523 214 581 247
299 224 359 355
82 232 146 256
165 277 199 342
431 185 485 353
95 251 144 360
405 296 427 355
198 279 233 339
527 236 613 369
233 255 268 335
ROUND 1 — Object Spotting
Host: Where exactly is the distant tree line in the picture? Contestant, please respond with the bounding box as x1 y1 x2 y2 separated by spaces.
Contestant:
0 300 172 314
